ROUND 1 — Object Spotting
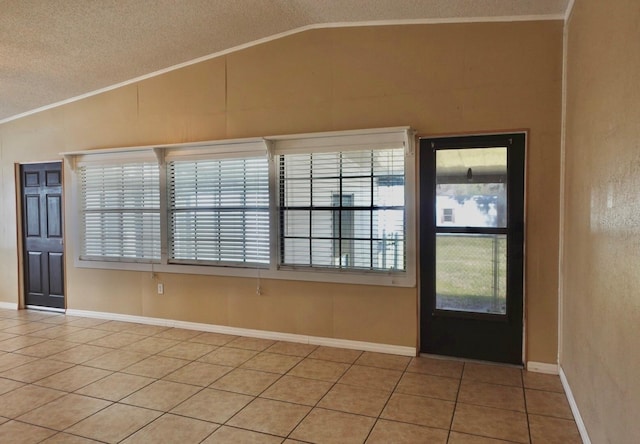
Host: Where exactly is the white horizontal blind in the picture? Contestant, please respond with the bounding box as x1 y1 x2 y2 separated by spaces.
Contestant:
279 148 406 271
79 162 160 261
168 156 270 265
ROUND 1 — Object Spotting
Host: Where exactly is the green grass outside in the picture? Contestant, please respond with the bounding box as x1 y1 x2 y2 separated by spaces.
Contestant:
436 234 506 312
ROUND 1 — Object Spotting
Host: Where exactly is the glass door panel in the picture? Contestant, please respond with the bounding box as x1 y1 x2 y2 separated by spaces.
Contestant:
436 233 507 314
434 146 509 315
436 147 507 228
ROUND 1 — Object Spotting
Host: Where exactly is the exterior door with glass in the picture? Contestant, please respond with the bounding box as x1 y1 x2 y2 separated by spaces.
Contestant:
419 133 525 364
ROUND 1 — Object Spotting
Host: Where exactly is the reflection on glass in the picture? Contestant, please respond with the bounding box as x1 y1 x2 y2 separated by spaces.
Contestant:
436 148 507 228
436 233 507 314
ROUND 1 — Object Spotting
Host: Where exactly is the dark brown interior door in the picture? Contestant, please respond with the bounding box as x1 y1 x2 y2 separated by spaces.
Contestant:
21 162 65 309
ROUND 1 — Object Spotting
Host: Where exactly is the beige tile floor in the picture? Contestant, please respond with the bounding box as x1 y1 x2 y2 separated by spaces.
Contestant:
0 309 582 443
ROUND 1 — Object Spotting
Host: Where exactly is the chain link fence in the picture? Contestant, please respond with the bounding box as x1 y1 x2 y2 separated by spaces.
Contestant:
436 233 507 314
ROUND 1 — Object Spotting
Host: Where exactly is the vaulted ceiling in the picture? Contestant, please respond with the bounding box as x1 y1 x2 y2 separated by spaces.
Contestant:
0 0 570 123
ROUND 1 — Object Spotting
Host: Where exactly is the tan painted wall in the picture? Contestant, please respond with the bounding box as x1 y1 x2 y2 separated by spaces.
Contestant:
562 0 640 441
0 22 563 360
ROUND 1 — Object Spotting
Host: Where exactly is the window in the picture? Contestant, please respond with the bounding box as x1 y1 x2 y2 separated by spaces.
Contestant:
168 156 269 266
277 147 406 272
69 127 415 286
332 193 354 267
78 161 160 261
442 208 455 223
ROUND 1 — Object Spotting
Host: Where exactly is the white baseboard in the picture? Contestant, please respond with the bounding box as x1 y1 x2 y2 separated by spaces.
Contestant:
560 366 591 444
65 309 416 357
527 361 559 374
0 302 18 310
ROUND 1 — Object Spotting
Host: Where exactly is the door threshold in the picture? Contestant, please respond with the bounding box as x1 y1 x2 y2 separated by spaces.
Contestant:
25 305 65 313
418 352 524 369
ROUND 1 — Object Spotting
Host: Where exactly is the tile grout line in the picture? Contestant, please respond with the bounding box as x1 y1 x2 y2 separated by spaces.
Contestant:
176 340 309 442
1 319 205 442
57 328 241 441
446 360 466 443
280 348 364 442
361 354 412 443
523 368 533 444
157 344 261 431
10 389 116 441
236 346 350 442
0 311 580 443
4 335 174 442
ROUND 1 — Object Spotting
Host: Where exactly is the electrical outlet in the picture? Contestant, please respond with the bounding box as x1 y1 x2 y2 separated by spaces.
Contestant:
157 283 164 294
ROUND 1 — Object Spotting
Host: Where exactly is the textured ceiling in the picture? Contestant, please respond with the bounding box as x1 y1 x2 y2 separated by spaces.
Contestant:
0 0 570 123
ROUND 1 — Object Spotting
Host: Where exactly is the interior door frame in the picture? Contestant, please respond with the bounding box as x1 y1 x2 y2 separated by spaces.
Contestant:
16 160 67 312
417 131 527 365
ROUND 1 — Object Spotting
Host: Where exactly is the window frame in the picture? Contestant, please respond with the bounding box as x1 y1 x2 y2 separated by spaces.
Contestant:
65 127 416 287
165 141 270 268
276 145 407 273
72 150 161 267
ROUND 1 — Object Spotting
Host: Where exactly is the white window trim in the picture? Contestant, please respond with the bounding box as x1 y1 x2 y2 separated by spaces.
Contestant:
163 146 271 267
64 127 416 287
72 150 162 265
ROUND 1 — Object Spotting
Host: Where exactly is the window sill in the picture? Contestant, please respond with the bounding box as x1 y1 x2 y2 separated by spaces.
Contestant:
74 258 415 287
